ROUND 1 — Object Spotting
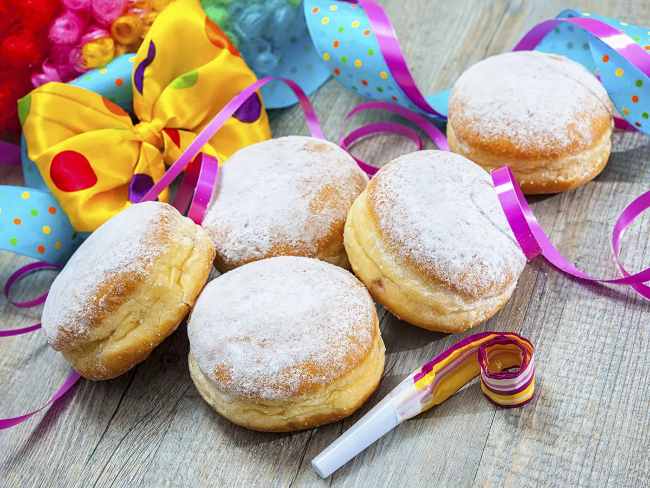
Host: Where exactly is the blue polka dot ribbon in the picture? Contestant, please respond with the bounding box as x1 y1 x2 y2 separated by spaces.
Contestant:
534 9 650 132
305 2 650 134
201 0 332 109
0 186 82 265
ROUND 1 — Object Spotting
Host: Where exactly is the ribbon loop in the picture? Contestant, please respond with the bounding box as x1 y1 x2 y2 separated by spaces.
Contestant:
340 101 449 176
4 261 60 309
492 166 650 299
411 332 535 413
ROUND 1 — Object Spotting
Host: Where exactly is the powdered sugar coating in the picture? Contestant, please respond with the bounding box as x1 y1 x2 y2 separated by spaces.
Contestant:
368 151 526 297
187 256 376 400
449 51 612 155
42 202 172 348
202 136 367 267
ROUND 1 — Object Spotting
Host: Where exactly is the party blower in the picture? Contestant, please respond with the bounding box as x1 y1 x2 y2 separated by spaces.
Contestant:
311 331 535 478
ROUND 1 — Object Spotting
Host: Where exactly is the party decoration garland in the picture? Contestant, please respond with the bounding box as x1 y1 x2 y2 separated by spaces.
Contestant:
312 332 535 478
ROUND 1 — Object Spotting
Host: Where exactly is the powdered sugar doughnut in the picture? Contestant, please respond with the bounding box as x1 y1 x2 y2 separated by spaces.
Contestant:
187 256 385 432
42 202 215 380
344 150 526 333
447 51 613 194
202 136 368 271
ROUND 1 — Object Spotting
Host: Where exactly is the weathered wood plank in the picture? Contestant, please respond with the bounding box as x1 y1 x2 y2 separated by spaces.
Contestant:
1 1 650 487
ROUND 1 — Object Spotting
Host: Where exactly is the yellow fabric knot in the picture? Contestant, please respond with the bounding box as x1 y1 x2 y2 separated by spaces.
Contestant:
134 120 165 149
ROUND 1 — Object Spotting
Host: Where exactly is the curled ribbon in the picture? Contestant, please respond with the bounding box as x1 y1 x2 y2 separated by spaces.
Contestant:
0 262 60 338
340 101 448 175
492 167 650 299
312 332 535 477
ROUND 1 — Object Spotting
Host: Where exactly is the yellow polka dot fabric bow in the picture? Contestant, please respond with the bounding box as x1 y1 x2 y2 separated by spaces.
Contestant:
20 0 271 232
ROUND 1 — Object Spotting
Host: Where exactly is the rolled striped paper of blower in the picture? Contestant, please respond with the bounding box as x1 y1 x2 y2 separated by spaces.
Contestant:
311 331 535 478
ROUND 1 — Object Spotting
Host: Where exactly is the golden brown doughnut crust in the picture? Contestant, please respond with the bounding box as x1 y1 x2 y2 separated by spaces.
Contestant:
187 256 385 432
188 333 384 432
447 51 614 194
202 136 368 271
344 151 526 333
42 202 215 380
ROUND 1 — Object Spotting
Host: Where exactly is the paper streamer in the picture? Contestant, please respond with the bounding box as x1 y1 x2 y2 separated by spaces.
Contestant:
312 331 535 478
69 54 134 112
519 9 650 133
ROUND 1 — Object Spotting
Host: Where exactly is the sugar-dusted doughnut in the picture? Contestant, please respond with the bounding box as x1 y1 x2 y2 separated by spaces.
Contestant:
447 51 614 194
344 150 526 333
42 202 215 380
202 136 368 271
187 256 385 432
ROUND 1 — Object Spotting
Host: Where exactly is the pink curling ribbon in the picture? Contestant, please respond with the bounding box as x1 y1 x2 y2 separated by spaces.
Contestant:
340 101 449 176
4 261 59 308
352 0 445 117
0 371 81 430
0 263 79 430
138 76 323 208
492 167 650 299
0 262 60 337
171 153 219 225
341 122 423 176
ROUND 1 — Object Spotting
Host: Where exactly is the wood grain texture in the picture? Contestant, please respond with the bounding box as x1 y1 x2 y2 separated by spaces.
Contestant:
1 1 650 487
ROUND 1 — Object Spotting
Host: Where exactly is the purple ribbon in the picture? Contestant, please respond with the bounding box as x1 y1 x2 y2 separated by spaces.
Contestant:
341 122 423 176
4 261 59 308
0 262 60 337
0 371 81 430
170 153 219 225
492 167 650 299
356 0 444 117
340 101 449 175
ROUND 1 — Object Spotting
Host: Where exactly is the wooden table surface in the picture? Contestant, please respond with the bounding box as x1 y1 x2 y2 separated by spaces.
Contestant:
2 1 650 487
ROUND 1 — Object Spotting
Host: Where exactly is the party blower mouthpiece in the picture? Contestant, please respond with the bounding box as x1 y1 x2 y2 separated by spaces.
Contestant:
311 332 536 478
